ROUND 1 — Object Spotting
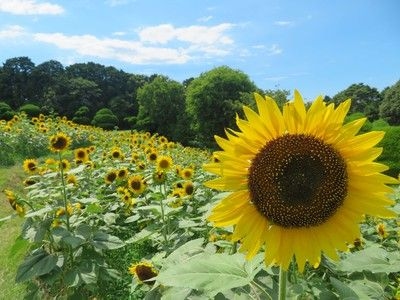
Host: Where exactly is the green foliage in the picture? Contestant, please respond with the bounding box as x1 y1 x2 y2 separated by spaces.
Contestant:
379 80 400 125
0 101 15 120
136 75 192 144
377 126 400 177
72 106 91 125
186 66 257 148
92 108 119 129
19 104 41 117
372 118 390 129
332 83 382 120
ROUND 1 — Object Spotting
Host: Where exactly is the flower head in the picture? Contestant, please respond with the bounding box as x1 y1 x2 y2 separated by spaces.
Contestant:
23 158 39 173
128 261 158 284
49 132 71 152
204 91 397 272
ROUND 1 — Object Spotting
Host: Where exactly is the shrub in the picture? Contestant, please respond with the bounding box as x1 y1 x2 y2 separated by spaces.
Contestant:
19 104 41 117
92 108 119 130
0 102 15 120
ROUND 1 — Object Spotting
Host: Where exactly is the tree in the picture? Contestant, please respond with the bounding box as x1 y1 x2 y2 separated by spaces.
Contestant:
72 106 91 125
332 83 382 120
0 57 35 108
30 60 65 107
136 75 190 143
91 108 119 129
379 80 400 125
264 88 291 109
186 66 257 148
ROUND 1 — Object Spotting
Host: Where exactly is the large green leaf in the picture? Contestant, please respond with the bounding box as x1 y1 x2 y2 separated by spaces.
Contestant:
349 279 385 299
91 231 125 250
15 249 58 282
156 252 262 297
337 246 400 273
330 278 358 300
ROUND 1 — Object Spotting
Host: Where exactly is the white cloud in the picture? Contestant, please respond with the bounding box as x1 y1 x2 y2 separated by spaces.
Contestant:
266 44 282 55
112 31 127 36
0 0 64 15
197 15 213 22
274 20 294 27
0 25 26 39
137 23 234 45
33 32 191 64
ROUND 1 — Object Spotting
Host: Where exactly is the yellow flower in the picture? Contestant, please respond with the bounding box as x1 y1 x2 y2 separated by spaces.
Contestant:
23 158 39 173
49 132 71 152
157 155 173 170
105 170 118 184
128 261 158 284
180 167 194 180
183 181 194 196
376 223 389 238
204 91 397 272
127 175 147 194
66 174 78 185
74 148 89 162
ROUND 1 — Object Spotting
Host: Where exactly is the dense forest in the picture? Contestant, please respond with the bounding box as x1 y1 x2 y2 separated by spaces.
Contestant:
1 56 400 147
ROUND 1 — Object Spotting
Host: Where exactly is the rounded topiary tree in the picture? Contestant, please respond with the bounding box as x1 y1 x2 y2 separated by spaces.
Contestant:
0 102 15 120
91 108 119 130
72 106 91 125
19 103 41 117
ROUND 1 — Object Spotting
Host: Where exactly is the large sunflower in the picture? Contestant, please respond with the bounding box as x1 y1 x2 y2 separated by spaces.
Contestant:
204 91 397 272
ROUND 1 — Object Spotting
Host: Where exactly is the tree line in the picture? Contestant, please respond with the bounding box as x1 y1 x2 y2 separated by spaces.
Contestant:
1 56 399 148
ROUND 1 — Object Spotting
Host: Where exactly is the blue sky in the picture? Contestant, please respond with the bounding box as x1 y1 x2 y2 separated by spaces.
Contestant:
0 0 399 100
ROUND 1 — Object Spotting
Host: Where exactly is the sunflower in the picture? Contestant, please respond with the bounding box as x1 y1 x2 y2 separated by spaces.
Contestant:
23 158 38 173
117 168 129 179
180 167 194 180
204 91 397 272
153 170 167 184
128 175 147 194
49 132 71 152
128 261 158 284
74 148 89 162
183 181 194 196
105 170 118 184
157 155 173 170
110 147 124 160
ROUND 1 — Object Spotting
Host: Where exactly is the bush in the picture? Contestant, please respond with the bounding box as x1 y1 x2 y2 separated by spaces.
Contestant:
92 108 119 130
19 104 41 117
0 102 15 120
377 126 400 177
372 119 390 129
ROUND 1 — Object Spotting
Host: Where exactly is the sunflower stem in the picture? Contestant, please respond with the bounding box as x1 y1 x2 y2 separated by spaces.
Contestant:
278 267 287 300
159 182 169 248
58 152 70 232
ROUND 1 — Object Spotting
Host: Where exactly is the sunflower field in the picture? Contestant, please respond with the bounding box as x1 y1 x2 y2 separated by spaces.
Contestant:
1 93 400 300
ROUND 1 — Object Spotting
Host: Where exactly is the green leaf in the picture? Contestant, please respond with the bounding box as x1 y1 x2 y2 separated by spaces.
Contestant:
162 238 205 268
91 231 125 250
349 279 385 299
338 245 400 273
156 252 261 297
63 235 85 249
124 214 140 223
330 278 358 300
75 223 92 240
65 268 81 287
15 249 58 282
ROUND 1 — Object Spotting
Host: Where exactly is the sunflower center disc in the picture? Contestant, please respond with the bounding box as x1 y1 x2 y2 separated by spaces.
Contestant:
248 134 348 228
